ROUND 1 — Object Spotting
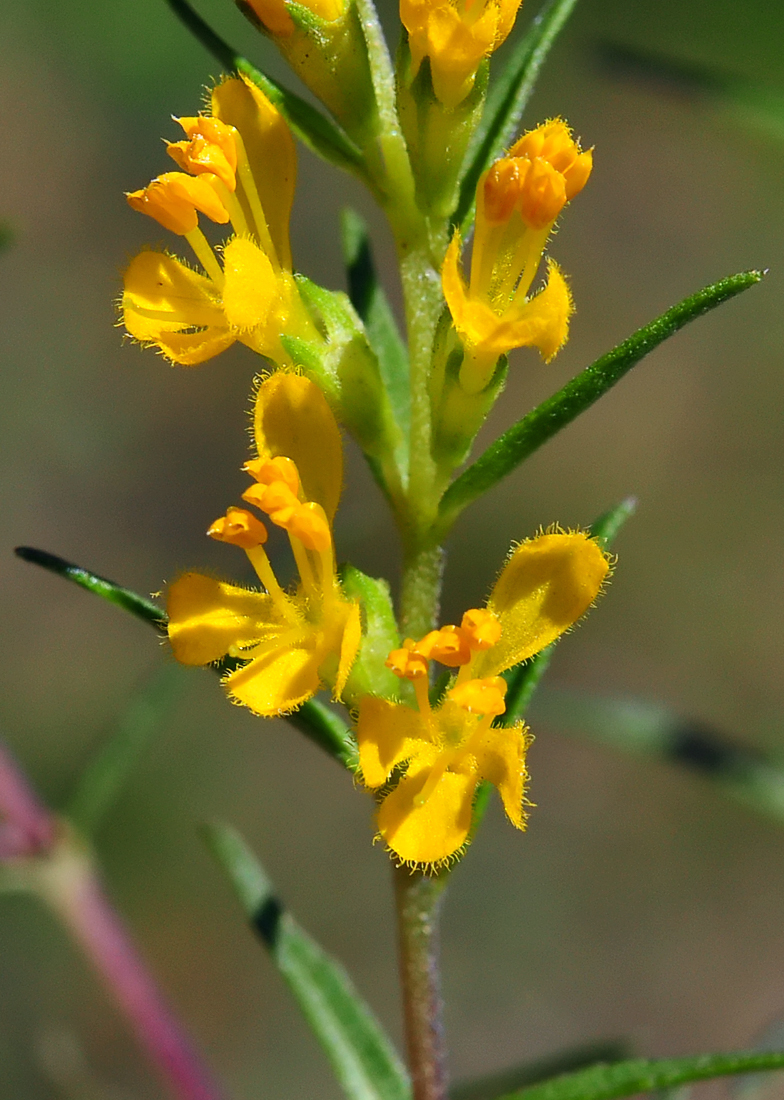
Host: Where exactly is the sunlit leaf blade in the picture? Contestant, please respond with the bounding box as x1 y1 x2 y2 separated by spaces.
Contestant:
529 688 784 827
455 0 580 229
499 1051 784 1100
502 497 636 723
341 209 410 441
165 0 367 176
67 665 186 837
15 547 166 631
437 270 763 532
204 822 411 1100
451 1041 630 1100
598 42 784 142
15 546 355 770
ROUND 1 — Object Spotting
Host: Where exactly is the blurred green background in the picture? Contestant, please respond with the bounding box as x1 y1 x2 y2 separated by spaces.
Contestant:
3 0 784 1096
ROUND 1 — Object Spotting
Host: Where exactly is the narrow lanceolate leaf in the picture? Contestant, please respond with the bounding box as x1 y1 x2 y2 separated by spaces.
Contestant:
456 0 580 229
341 209 410 441
67 665 186 837
500 1051 784 1100
15 546 356 771
437 270 764 532
15 547 166 631
502 497 636 723
451 1041 630 1100
529 687 784 827
204 822 411 1100
165 0 367 178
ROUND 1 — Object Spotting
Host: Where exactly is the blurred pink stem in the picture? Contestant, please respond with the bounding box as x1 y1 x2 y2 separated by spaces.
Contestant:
0 742 225 1100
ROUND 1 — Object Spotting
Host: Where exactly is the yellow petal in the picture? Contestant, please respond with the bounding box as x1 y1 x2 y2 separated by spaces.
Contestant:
356 697 426 788
122 251 225 336
378 763 477 866
253 372 343 520
334 600 362 702
211 77 296 269
224 644 321 716
476 723 531 829
497 259 573 362
167 572 277 666
147 326 236 367
221 237 279 332
475 532 610 677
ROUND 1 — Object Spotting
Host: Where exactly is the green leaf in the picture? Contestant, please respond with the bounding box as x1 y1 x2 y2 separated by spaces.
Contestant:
67 665 186 837
15 547 166 631
0 221 13 252
455 0 580 229
164 0 367 178
15 546 356 772
500 1051 784 1100
204 822 411 1100
529 688 784 827
451 1041 630 1100
502 497 636 724
341 209 411 441
437 270 764 532
339 564 401 704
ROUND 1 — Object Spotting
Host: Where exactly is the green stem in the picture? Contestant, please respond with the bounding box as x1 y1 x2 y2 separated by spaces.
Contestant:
399 542 444 640
393 866 449 1100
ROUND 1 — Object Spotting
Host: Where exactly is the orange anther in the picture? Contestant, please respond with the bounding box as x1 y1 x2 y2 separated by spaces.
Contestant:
519 159 567 230
242 481 299 527
244 456 300 496
448 676 507 716
483 159 526 225
416 626 472 667
563 149 593 200
207 507 268 549
386 640 429 681
287 502 331 553
125 172 229 235
460 608 501 650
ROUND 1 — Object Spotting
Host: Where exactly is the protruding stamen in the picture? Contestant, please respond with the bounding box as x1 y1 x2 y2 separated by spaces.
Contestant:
242 481 299 527
416 626 472 668
386 641 429 681
244 546 300 625
208 507 268 549
184 228 225 288
244 456 300 497
460 608 501 650
126 172 229 235
167 116 238 191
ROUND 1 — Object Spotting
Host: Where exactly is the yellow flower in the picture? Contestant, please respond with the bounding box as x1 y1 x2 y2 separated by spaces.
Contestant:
122 76 314 367
244 0 345 36
401 0 521 107
442 119 593 393
166 374 361 717
357 531 610 867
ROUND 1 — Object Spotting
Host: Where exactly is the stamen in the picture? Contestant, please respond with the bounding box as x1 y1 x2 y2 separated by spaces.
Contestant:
212 179 250 237
289 532 319 599
185 228 225 289
413 677 433 720
233 131 279 268
244 456 300 496
245 545 300 625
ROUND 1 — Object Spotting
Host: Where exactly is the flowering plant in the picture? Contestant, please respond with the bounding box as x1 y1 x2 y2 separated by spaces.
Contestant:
3 0 778 1098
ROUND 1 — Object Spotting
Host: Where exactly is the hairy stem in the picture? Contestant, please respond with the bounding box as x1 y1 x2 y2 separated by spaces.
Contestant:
400 541 444 640
393 866 449 1100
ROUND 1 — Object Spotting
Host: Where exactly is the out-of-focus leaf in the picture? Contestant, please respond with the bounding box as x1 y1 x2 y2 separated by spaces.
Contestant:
500 1052 784 1100
437 271 763 533
0 222 13 252
67 665 186 836
451 1041 630 1100
165 0 367 177
530 688 784 826
502 497 636 723
15 546 355 770
733 1019 784 1100
341 209 410 442
456 0 580 229
598 42 784 142
204 822 411 1100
